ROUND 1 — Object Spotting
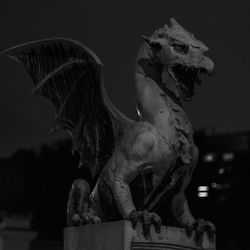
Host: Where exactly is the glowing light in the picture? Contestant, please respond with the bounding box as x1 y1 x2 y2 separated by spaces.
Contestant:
211 182 231 190
136 107 142 118
198 186 209 192
222 153 234 161
212 182 217 188
198 192 209 198
203 153 215 162
218 168 225 174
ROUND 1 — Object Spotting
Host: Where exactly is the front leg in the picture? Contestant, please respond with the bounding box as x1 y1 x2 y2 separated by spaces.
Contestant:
171 146 215 243
112 128 162 234
172 194 215 243
67 179 100 226
113 177 162 234
172 193 195 228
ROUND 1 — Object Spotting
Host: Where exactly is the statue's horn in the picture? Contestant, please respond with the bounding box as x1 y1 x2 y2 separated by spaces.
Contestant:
164 24 169 30
141 35 151 43
170 18 187 33
170 18 183 28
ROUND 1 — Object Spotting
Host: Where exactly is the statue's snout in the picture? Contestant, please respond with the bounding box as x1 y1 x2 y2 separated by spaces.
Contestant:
202 57 215 76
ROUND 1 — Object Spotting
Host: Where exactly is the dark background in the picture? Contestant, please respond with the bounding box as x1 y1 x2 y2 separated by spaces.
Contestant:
0 1 250 249
0 0 250 157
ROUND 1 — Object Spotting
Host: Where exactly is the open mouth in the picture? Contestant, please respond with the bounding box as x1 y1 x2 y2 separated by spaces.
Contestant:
169 64 208 101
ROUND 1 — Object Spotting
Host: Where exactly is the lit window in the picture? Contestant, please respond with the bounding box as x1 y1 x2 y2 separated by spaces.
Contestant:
211 182 231 190
203 153 215 162
222 153 234 161
218 168 225 175
198 192 209 198
198 186 209 192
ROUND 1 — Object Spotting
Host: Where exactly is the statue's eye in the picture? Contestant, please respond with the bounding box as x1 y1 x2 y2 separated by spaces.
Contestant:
172 43 189 54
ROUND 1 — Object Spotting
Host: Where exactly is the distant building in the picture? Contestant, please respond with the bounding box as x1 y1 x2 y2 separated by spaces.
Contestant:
189 130 250 249
191 130 250 210
0 214 37 250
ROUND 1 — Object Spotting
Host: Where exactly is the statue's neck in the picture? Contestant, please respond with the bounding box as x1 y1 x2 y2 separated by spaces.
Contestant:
135 44 182 125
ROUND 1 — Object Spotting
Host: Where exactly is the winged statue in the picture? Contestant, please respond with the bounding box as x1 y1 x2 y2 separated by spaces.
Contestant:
3 18 215 242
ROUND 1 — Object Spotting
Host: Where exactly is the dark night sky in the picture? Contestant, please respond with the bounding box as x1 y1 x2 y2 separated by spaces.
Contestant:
0 0 250 158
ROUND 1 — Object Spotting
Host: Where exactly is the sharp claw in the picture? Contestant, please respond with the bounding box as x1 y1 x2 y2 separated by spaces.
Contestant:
128 210 139 229
143 211 151 224
72 214 81 225
191 218 214 246
128 210 162 236
142 211 151 237
195 219 206 243
151 213 162 234
186 219 216 245
185 224 193 239
195 230 203 244
83 215 90 224
142 223 150 237
93 216 101 224
153 220 161 233
155 224 161 234
80 213 101 225
207 232 215 243
207 221 216 231
206 222 216 243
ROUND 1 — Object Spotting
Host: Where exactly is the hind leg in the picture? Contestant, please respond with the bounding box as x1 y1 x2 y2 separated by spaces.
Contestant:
67 179 100 226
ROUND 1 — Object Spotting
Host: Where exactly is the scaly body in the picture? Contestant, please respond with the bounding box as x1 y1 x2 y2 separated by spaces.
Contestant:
4 18 216 241
68 20 215 240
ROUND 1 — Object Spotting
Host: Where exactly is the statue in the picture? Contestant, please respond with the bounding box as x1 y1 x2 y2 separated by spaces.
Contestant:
3 18 215 243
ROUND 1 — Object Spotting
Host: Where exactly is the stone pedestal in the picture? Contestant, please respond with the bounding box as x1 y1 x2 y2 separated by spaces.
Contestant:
64 220 215 250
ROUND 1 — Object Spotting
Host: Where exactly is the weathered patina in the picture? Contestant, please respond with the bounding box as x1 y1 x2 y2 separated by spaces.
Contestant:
3 18 215 242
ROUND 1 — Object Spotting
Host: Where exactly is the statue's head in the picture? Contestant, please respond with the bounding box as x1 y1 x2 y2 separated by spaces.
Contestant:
143 18 214 101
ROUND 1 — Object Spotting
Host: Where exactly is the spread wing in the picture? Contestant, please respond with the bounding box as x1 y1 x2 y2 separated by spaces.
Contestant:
3 38 134 177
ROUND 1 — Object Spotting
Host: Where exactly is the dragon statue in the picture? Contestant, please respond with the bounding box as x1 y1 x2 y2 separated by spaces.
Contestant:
3 18 215 242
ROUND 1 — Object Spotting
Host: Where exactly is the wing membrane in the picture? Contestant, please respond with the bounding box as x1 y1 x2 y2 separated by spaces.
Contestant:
3 38 133 176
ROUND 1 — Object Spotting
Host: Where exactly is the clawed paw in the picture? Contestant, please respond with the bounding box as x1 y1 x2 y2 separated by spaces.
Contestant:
72 214 81 225
185 218 216 244
128 210 162 235
72 213 101 226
